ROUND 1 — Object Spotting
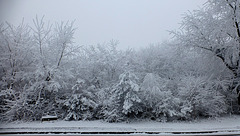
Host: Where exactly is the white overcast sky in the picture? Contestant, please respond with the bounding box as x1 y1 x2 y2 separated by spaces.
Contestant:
0 0 206 50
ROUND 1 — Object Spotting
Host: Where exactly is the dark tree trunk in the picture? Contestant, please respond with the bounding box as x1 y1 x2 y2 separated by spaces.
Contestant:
238 94 240 105
235 77 240 105
232 74 240 106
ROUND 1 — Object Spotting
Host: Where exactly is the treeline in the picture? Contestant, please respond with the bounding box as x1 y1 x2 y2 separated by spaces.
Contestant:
0 0 240 122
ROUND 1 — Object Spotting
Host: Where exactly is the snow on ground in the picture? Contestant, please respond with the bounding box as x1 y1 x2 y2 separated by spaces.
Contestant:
0 115 240 133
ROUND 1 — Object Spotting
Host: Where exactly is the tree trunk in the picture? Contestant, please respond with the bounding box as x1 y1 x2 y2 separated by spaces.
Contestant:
232 71 240 106
233 77 240 105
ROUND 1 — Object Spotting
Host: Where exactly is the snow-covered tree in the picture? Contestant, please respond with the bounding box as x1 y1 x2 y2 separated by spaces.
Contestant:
177 75 227 119
63 79 97 121
79 40 125 87
172 0 240 106
0 21 34 91
63 94 97 121
0 17 77 121
136 43 176 78
140 73 181 121
103 71 142 122
0 21 37 121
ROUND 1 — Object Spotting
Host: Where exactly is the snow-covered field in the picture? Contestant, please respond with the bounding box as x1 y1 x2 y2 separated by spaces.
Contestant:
1 115 240 135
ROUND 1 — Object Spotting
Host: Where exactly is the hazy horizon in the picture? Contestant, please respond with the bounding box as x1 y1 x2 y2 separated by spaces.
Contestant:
0 0 206 50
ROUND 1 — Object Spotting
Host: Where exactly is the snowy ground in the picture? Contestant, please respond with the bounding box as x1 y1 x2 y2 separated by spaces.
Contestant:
0 115 240 135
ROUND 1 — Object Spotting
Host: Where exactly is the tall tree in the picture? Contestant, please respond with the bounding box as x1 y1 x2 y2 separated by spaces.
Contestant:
173 0 240 105
0 21 33 91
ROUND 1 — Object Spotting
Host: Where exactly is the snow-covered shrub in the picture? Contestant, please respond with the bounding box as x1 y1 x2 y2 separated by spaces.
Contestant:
140 73 181 121
0 89 17 121
63 94 97 120
178 75 227 119
0 88 44 122
63 79 98 121
1 66 72 121
152 90 181 121
104 71 142 122
94 87 111 120
5 102 34 122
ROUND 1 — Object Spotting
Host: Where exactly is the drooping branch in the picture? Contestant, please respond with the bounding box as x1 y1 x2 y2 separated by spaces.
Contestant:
226 0 234 9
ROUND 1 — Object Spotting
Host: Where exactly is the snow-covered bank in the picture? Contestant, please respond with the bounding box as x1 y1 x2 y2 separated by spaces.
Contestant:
1 115 240 133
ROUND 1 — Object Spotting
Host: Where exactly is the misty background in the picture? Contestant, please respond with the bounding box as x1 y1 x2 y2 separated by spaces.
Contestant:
0 0 206 50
